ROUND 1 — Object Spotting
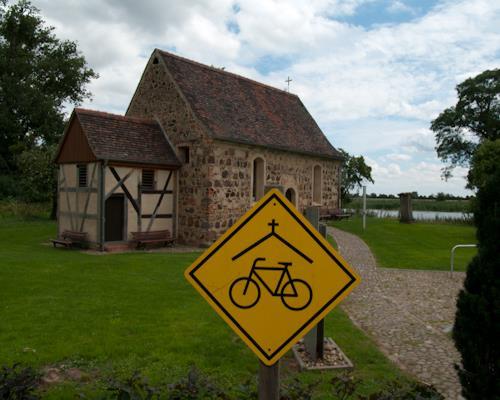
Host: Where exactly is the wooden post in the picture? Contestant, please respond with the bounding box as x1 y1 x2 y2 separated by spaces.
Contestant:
304 206 324 360
258 184 284 400
399 192 413 223
362 185 367 231
99 161 106 251
258 361 280 400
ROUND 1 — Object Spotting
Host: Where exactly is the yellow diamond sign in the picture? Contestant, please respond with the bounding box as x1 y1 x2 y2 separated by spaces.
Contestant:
184 189 360 365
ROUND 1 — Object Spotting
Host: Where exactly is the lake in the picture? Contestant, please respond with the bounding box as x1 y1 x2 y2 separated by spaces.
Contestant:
357 209 473 221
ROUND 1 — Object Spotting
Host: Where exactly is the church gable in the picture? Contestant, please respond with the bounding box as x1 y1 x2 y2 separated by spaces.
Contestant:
126 52 208 145
55 109 181 168
55 113 97 164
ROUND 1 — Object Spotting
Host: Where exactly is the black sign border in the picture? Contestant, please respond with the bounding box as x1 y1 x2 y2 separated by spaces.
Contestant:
189 193 357 363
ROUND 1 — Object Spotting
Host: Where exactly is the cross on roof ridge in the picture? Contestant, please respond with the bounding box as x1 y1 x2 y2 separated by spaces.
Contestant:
232 219 313 263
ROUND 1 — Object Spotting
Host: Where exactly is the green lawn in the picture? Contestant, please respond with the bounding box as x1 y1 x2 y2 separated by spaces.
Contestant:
331 216 477 271
0 218 411 398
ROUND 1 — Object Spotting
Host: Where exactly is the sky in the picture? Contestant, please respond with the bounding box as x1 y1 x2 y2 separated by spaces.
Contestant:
31 0 500 196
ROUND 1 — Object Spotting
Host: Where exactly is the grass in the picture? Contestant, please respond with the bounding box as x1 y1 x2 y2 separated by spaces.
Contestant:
327 234 338 250
0 218 411 398
346 197 472 213
331 216 477 271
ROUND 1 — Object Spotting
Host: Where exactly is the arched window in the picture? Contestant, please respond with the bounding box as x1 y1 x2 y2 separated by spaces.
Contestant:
285 188 296 206
313 165 322 204
252 157 265 201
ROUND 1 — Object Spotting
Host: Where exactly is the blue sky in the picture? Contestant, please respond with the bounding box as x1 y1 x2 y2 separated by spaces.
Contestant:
33 0 500 196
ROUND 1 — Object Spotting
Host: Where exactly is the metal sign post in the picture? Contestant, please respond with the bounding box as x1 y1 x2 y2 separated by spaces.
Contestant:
362 186 366 231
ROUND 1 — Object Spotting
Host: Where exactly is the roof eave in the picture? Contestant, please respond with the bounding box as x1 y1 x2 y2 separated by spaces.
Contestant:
105 158 181 170
213 137 344 161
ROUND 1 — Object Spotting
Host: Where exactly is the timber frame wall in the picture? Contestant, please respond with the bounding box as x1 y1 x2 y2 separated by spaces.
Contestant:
57 162 177 249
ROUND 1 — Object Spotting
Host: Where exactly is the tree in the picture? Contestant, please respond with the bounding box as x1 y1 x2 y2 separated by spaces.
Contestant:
453 139 500 399
16 145 56 202
0 0 97 172
339 148 374 204
431 69 500 182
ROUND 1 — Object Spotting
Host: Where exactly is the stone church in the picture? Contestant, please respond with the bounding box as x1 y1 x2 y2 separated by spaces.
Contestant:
54 49 343 249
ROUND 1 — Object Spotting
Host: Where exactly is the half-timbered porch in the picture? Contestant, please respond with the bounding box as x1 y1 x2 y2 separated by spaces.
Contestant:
55 109 181 250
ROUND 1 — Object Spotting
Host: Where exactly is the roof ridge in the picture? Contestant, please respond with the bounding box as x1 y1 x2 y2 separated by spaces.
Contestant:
157 49 299 98
75 108 157 126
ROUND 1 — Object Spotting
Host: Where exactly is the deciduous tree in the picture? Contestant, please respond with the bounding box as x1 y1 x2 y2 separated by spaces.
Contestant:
0 0 97 172
339 148 374 204
431 69 499 183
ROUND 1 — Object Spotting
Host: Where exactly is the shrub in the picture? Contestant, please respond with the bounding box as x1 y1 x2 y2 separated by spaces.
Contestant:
453 140 500 399
0 364 40 400
16 146 57 203
102 371 160 400
167 366 230 400
360 380 444 399
0 175 20 199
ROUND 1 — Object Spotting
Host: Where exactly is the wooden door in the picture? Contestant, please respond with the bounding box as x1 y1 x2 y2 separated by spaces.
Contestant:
105 195 124 241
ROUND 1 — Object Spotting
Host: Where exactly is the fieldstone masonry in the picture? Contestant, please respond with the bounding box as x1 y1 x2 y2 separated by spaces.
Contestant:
127 55 341 245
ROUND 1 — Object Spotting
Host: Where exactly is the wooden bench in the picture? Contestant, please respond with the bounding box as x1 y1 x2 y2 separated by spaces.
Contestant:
320 207 352 221
51 230 88 248
131 230 175 249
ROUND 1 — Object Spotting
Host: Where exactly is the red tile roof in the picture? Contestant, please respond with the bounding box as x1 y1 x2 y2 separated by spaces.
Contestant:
75 109 180 167
159 50 342 160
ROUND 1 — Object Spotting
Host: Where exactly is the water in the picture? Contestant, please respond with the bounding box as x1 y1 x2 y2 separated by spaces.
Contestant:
357 209 472 221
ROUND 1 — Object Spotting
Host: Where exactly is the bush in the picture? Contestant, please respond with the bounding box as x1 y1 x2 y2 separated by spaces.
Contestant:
0 364 40 400
453 140 500 399
360 380 444 399
167 367 230 400
0 175 20 199
102 371 160 400
16 146 57 203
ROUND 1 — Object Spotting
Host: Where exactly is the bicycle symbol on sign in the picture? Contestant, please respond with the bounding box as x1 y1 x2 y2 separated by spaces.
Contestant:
229 257 313 311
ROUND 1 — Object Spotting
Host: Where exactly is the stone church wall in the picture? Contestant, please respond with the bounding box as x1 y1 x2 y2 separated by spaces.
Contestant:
126 53 341 246
206 141 341 242
126 55 213 245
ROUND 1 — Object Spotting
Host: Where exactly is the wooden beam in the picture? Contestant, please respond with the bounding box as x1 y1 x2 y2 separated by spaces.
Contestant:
146 171 172 232
141 189 173 195
137 181 142 233
60 211 98 219
105 169 134 200
56 166 61 237
79 163 98 232
60 167 75 231
109 167 140 214
99 161 105 250
141 214 172 219
108 160 180 170
60 187 98 193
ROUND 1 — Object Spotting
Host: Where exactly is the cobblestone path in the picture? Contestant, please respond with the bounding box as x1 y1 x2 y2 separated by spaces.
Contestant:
329 227 466 399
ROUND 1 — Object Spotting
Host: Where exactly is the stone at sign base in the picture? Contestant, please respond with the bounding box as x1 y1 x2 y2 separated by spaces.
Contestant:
293 337 353 371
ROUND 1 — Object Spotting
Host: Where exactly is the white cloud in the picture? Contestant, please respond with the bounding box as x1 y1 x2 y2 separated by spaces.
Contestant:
386 153 412 161
29 0 499 195
365 158 471 195
387 1 415 14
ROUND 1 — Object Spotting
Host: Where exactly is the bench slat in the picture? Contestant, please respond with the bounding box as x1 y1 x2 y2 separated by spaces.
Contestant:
131 230 174 248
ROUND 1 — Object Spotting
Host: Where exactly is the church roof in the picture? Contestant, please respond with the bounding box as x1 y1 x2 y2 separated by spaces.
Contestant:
56 109 180 168
158 50 343 160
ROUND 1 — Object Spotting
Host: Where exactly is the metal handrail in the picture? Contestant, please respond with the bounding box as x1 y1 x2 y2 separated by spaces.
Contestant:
450 244 477 274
